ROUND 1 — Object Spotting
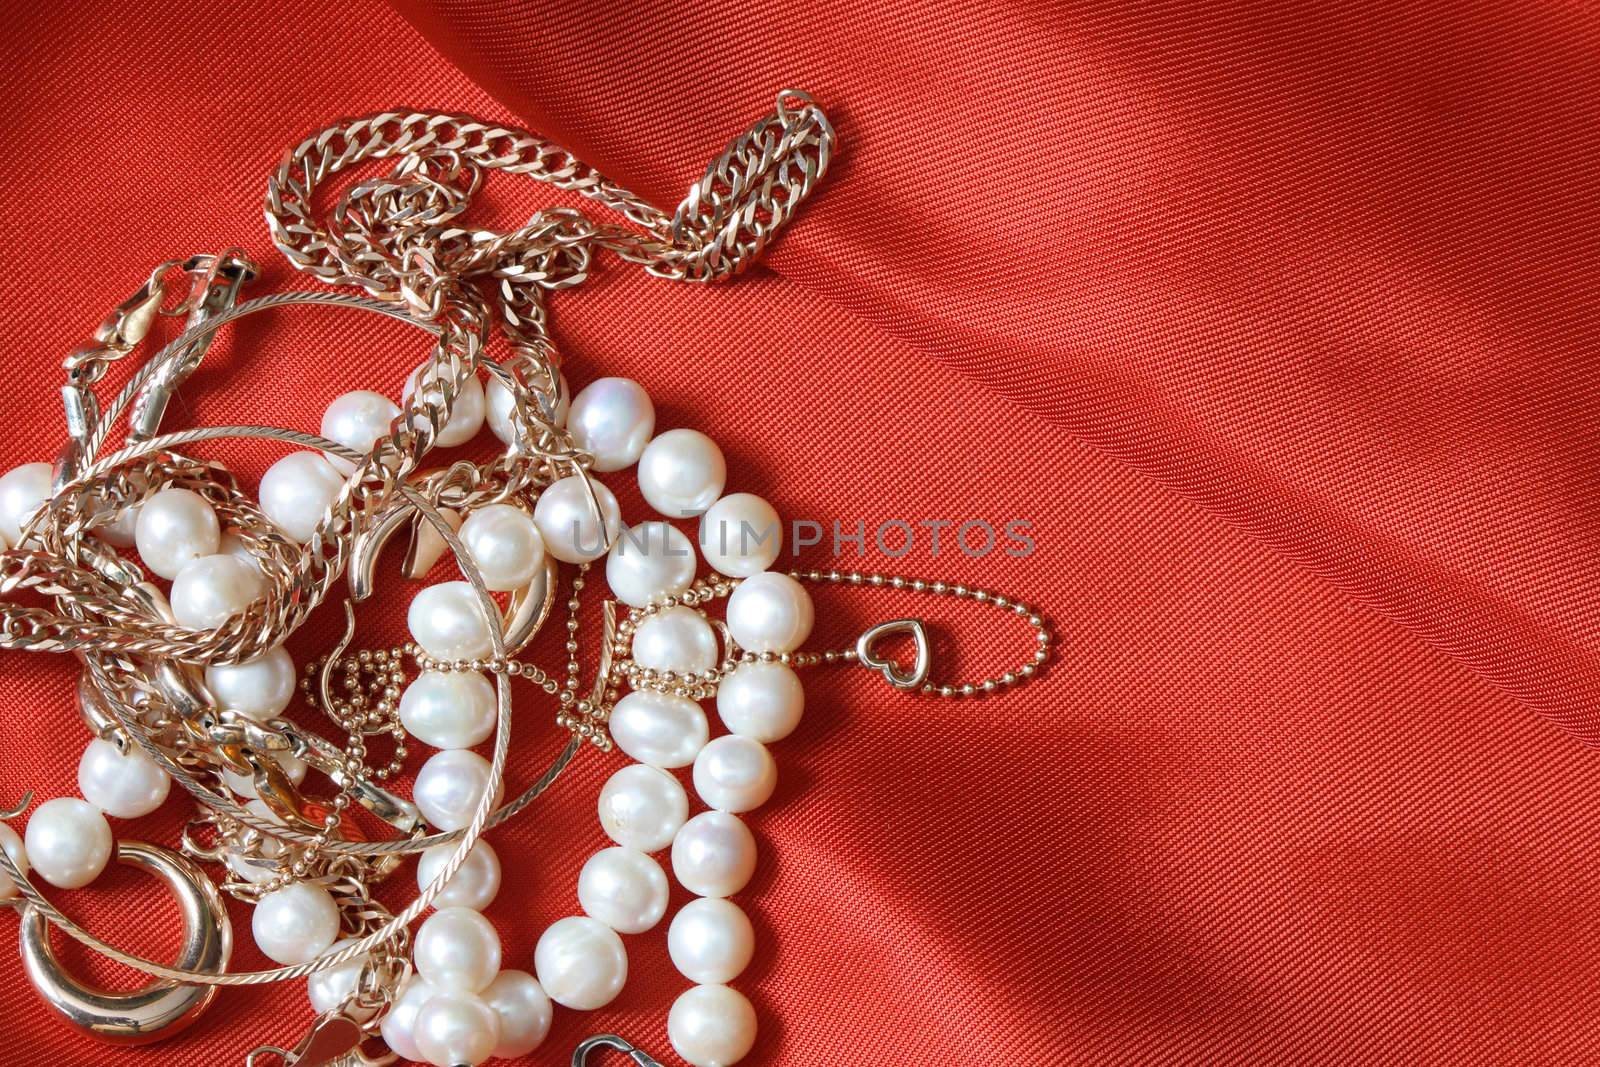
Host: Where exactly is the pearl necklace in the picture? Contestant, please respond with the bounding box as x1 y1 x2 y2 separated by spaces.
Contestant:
372 422 1051 1066
0 95 1048 1067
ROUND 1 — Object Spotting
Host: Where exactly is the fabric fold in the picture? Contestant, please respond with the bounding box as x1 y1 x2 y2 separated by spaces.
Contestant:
394 0 1600 741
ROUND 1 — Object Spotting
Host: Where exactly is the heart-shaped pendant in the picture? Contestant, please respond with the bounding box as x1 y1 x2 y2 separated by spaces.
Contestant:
855 618 931 690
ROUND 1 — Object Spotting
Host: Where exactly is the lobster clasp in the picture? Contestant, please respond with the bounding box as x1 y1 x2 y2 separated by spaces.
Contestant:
572 1033 664 1067
126 249 258 444
88 267 169 352
172 250 259 323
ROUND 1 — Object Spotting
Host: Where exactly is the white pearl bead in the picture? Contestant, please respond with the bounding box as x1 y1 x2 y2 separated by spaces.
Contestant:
320 390 400 474
671 812 757 898
205 646 296 721
699 493 782 577
533 916 628 1010
481 969 552 1058
414 990 501 1066
716 662 804 743
222 752 308 799
307 939 375 1018
400 670 497 750
252 881 340 965
259 452 346 543
668 897 755 985
597 764 688 853
577 847 669 934
135 487 220 580
725 572 813 653
609 690 709 769
459 505 545 591
408 581 495 661
95 503 141 548
0 822 29 900
405 364 487 448
693 736 778 813
169 554 266 629
567 377 655 472
24 797 112 889
605 521 697 608
631 605 719 675
414 750 501 831
668 984 758 1067
532 475 621 563
414 906 502 993
380 975 444 1062
0 462 53 545
486 371 570 444
416 839 502 911
637 429 727 517
77 738 170 819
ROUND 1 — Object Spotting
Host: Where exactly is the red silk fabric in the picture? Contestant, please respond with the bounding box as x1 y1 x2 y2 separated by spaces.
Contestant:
2 1 1598 1064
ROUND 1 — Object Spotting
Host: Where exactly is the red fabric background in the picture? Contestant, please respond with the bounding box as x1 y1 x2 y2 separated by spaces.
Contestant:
1 1 1598 1064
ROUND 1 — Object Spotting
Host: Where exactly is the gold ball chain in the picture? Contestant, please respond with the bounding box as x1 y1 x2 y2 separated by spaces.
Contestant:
789 569 1052 695
612 568 1053 700
306 561 1054 782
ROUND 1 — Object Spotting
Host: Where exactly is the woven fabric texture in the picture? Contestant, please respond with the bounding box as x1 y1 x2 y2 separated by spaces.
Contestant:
1 1 1597 1064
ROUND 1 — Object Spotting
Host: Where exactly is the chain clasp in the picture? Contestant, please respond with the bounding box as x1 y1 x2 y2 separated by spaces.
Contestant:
572 1033 665 1067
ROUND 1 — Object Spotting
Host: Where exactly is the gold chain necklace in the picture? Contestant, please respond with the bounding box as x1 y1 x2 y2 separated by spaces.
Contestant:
0 92 1048 1067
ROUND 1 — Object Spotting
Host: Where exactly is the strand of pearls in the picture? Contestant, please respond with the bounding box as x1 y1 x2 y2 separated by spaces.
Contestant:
366 372 792 1065
261 362 568 1064
0 93 863 1066
0 465 177 896
1 349 1046 1067
528 381 795 1067
313 370 566 1066
0 339 565 1059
